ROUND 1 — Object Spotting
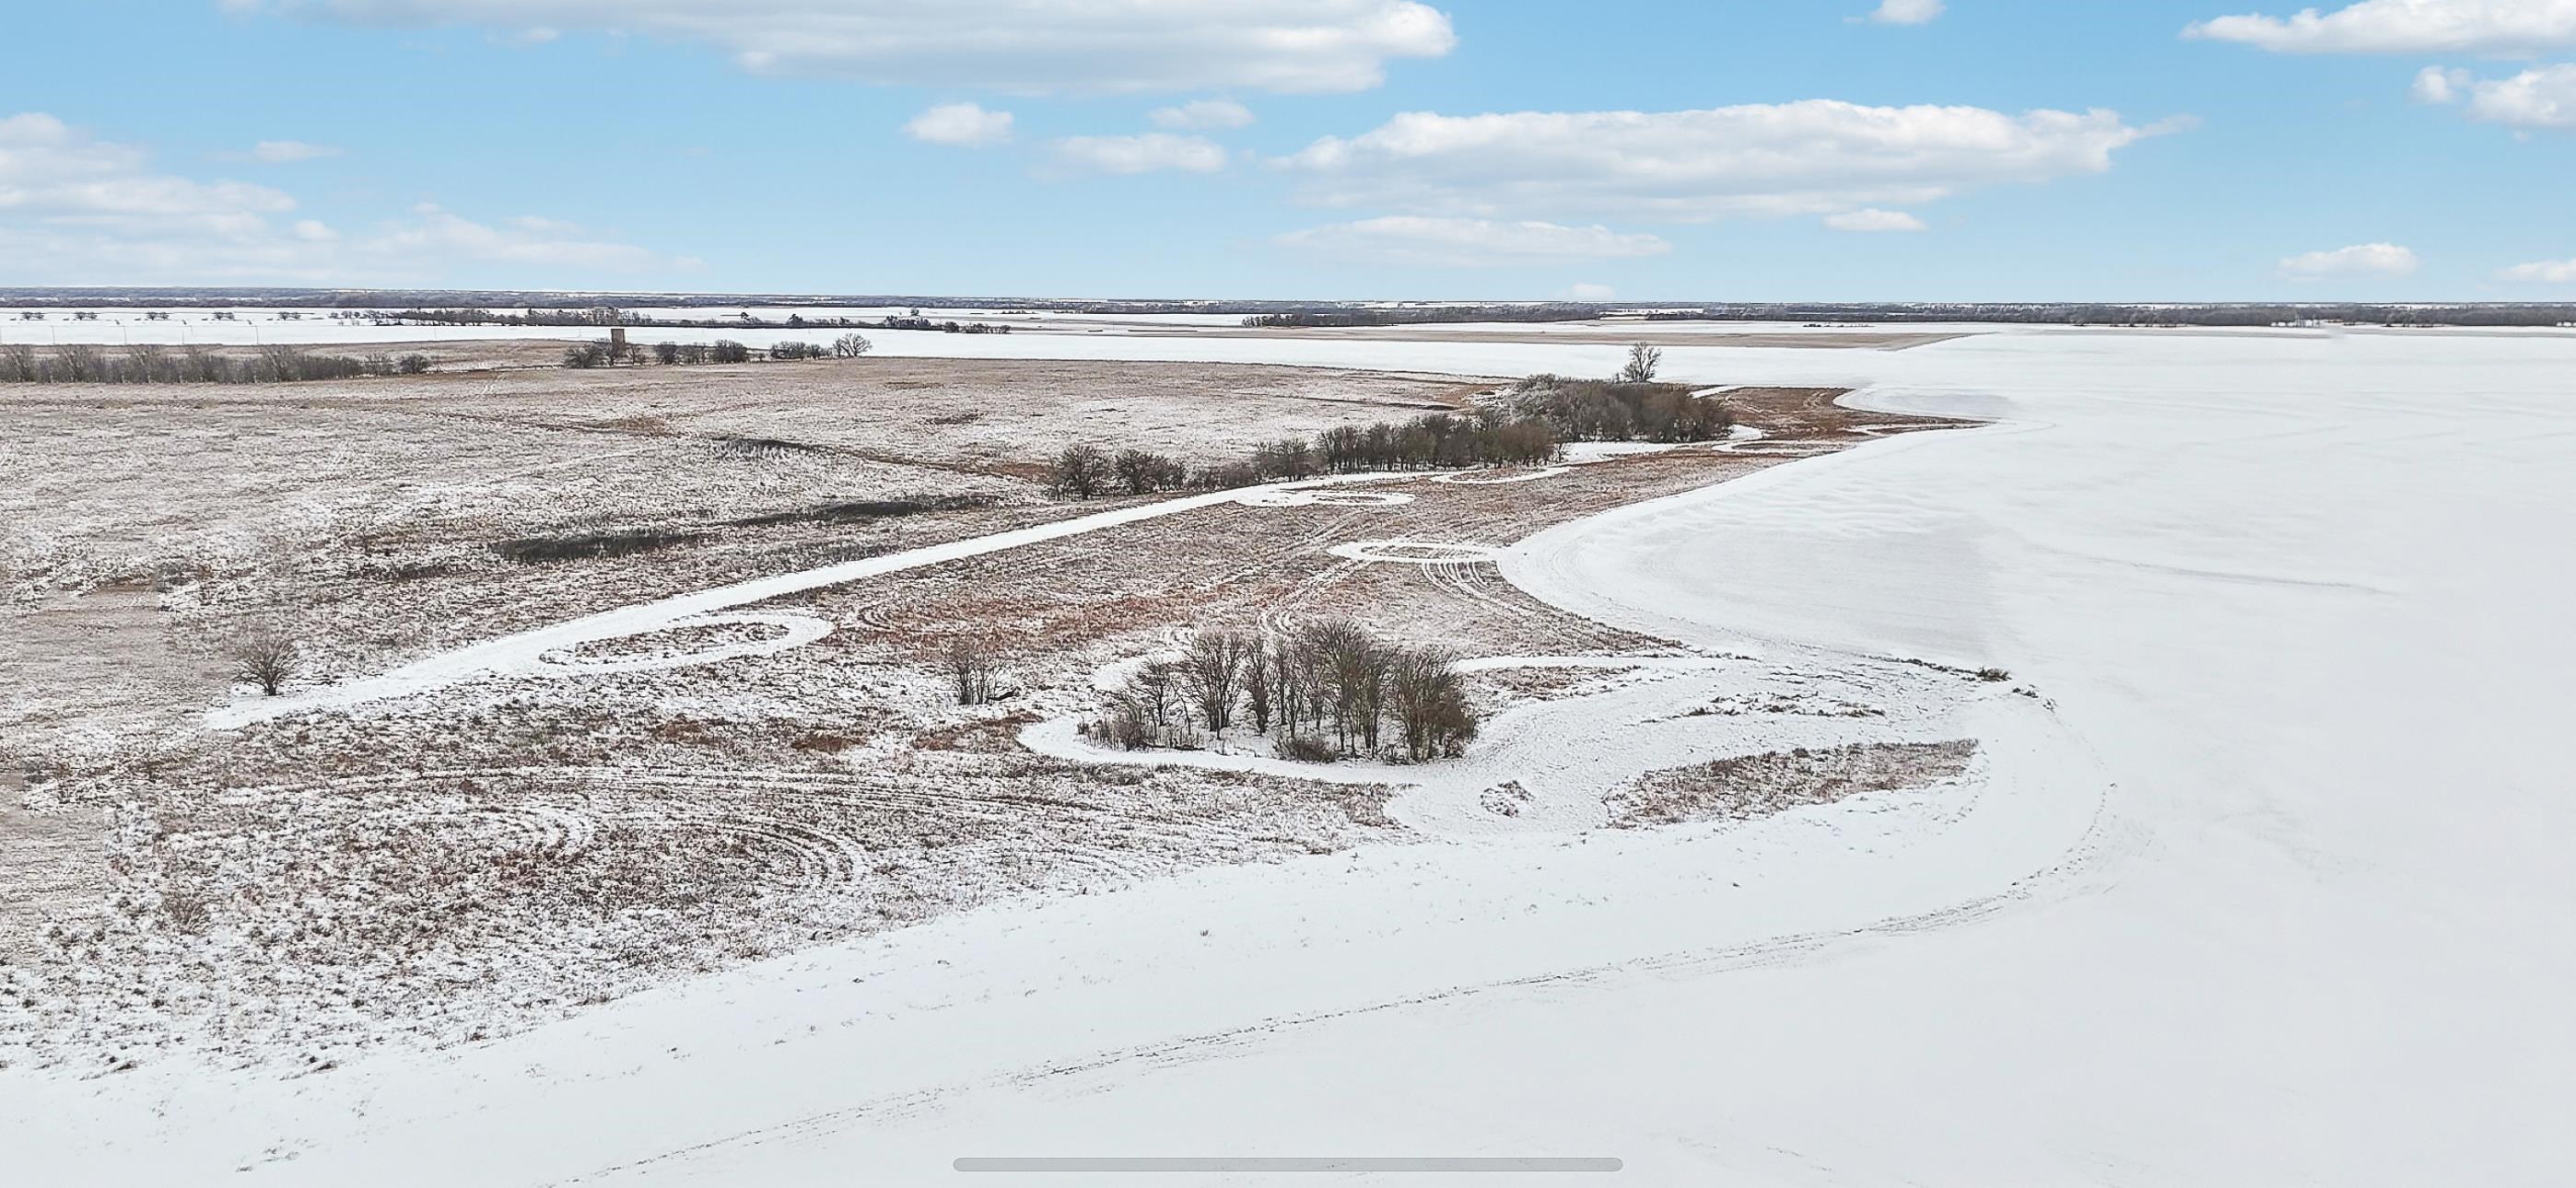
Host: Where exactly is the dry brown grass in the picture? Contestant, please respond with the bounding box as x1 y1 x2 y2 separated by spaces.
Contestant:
1607 740 1979 828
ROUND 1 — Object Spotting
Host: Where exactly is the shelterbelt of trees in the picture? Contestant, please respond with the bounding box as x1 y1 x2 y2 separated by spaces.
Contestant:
1048 367 1734 498
0 344 429 383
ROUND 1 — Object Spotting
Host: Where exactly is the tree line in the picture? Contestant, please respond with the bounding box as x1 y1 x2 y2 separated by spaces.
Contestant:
1042 361 1739 499
0 344 430 384
1087 620 1478 763
1641 302 2576 328
1242 304 1600 328
1046 407 1575 498
562 332 871 368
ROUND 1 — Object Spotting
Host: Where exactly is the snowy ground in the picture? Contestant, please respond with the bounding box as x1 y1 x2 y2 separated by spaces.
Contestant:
8 326 2573 1184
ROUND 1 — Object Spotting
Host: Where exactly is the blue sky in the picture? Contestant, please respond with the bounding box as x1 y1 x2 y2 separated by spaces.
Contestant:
5 0 2574 300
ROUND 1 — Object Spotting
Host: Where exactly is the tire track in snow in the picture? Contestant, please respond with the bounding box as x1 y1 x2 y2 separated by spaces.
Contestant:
205 474 1413 728
566 755 2118 1185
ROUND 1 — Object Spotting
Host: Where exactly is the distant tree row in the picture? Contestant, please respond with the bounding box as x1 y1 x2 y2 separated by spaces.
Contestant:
1639 302 2576 328
873 316 1013 334
0 344 428 384
566 333 872 368
1090 620 1478 763
565 340 738 367
1242 305 1600 328
407 305 1015 333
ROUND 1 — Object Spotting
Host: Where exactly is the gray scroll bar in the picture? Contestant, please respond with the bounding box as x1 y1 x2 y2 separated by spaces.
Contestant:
954 1157 1621 1172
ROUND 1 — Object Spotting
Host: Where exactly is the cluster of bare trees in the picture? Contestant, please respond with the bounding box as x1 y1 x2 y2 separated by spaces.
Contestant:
1048 445 1189 497
1313 410 1561 472
1049 437 1325 498
568 339 762 367
1092 620 1477 763
1046 412 1570 501
1038 355 1738 503
2 344 428 384
1505 373 1736 442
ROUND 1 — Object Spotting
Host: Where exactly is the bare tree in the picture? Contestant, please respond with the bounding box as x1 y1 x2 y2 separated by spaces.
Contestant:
1390 646 1476 762
1101 693 1154 750
229 625 300 696
1130 660 1184 729
1112 448 1187 495
943 635 1001 705
832 332 873 358
1183 630 1254 735
1618 342 1662 383
1244 642 1273 734
1049 444 1114 498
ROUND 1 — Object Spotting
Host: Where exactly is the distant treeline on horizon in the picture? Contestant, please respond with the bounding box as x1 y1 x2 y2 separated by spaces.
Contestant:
3 289 2571 328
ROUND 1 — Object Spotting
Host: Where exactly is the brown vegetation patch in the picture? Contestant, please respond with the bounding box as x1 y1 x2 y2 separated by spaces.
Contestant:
1607 740 1977 828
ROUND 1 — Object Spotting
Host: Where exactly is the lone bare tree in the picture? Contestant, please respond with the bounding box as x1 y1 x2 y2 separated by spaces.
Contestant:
229 625 300 696
943 635 1000 705
1619 342 1662 383
832 332 873 358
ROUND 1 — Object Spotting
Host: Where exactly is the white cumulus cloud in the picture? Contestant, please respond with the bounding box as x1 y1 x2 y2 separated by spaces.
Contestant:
1823 207 1927 232
1276 102 2179 222
1869 0 1945 25
1277 216 1671 266
1149 99 1255 130
1563 282 1618 299
2185 0 2576 54
1048 133 1227 174
0 112 296 241
0 111 681 284
235 0 1457 94
2278 242 2420 277
250 139 342 162
2414 62 2576 126
374 204 664 271
2498 256 2576 281
2415 64 2471 101
905 102 1015 146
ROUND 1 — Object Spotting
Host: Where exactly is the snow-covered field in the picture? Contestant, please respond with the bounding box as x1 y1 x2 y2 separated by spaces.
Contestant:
9 326 2573 1184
